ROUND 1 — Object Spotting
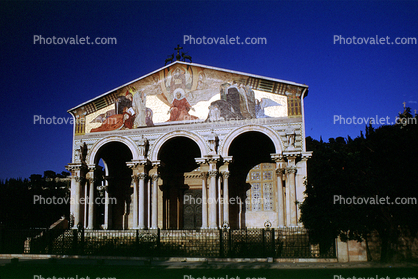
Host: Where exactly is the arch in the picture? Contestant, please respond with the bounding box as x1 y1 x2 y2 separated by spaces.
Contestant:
87 136 141 166
149 130 208 161
220 125 283 157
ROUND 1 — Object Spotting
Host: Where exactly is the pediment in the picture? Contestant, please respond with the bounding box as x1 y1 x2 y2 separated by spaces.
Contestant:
68 61 308 135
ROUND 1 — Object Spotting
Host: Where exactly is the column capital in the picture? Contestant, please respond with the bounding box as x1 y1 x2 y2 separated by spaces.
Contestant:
66 163 82 173
151 160 161 167
131 174 138 182
272 153 287 169
271 153 284 162
208 170 218 177
87 164 96 172
138 173 147 180
286 166 297 174
283 152 299 167
200 172 208 179
204 154 221 164
282 152 300 159
222 171 230 179
131 173 147 180
126 159 150 169
276 168 286 176
223 156 233 164
86 171 95 183
151 173 159 180
195 157 207 165
301 151 313 161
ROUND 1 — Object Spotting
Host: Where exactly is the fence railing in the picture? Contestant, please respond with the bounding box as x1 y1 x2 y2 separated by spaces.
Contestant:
0 227 336 258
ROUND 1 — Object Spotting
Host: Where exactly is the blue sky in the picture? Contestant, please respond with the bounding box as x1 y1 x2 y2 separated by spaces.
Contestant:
0 0 417 180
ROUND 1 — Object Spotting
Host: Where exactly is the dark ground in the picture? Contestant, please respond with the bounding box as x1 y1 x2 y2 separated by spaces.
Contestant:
0 258 417 279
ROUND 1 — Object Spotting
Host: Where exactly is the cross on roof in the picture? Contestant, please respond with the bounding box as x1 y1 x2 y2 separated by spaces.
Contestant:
175 45 183 60
175 44 183 53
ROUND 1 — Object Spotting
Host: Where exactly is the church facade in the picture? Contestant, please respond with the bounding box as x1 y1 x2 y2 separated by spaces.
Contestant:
66 61 312 231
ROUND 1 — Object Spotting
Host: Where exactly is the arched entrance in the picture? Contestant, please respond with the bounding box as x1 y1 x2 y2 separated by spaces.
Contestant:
228 131 276 229
157 136 201 229
93 141 133 229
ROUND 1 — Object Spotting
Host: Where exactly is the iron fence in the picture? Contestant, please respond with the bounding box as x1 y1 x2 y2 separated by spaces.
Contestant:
0 227 336 258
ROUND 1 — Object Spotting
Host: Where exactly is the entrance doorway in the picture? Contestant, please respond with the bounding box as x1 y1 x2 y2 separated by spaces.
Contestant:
228 131 276 229
183 189 202 229
158 136 201 229
94 141 133 229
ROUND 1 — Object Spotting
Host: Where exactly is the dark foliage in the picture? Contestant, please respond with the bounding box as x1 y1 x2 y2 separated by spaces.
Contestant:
300 108 418 261
0 170 70 229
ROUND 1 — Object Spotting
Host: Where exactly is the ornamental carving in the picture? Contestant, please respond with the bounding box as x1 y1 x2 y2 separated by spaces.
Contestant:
138 135 149 158
286 167 297 174
207 130 219 154
208 170 218 177
285 127 296 150
131 174 138 183
138 173 147 180
276 168 286 176
79 142 88 167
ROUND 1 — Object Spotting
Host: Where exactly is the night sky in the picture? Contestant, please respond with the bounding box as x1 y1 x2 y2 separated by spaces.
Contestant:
1 0 417 180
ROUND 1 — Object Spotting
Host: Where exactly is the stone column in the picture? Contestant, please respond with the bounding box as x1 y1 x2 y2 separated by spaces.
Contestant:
104 181 109 230
222 171 230 226
147 178 151 228
196 158 209 229
131 174 139 229
66 164 82 229
296 155 310 225
238 196 242 229
276 168 285 227
219 156 232 227
138 173 147 229
272 154 287 227
87 174 95 229
83 180 88 228
73 176 82 228
208 170 218 228
218 175 222 227
205 155 220 229
151 174 159 229
127 159 149 229
201 172 208 229
286 166 297 226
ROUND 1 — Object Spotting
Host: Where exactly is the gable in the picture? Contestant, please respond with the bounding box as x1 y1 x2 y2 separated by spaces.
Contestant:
68 62 308 135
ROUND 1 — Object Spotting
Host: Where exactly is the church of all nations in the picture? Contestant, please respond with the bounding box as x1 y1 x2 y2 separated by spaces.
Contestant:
64 57 366 261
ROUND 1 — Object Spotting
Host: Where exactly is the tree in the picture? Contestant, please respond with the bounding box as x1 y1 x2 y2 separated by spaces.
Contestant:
300 108 418 262
0 170 70 229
